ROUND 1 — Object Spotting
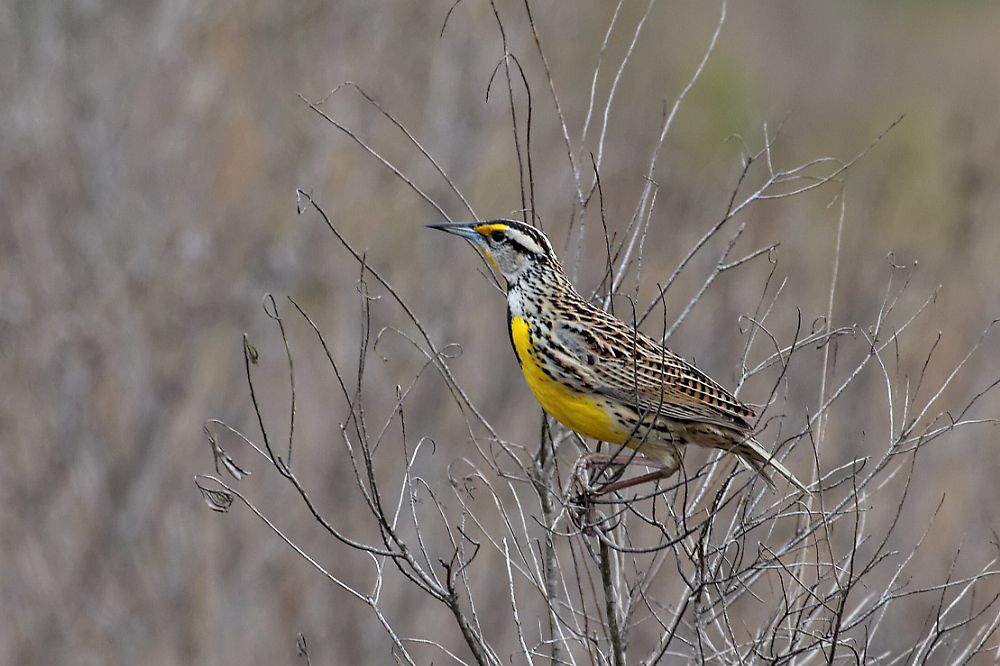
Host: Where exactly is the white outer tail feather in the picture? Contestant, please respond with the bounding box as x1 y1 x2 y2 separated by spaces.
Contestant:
737 437 811 495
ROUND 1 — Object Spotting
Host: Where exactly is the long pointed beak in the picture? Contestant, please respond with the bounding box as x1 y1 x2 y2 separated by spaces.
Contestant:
426 222 483 243
428 221 502 278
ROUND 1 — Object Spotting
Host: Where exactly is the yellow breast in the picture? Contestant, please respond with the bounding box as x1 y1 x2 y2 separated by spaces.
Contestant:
509 315 628 444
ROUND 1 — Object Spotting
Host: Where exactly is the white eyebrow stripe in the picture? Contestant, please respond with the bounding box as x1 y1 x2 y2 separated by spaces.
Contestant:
507 229 545 255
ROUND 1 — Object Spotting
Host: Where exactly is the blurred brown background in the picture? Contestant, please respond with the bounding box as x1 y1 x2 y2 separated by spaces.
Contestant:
3 1 999 663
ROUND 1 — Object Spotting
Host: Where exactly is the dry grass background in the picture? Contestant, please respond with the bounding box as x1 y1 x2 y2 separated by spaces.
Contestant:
3 1 1000 664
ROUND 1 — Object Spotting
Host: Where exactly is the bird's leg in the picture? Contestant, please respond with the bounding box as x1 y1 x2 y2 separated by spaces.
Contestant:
564 451 677 532
562 453 625 532
568 452 653 493
596 467 674 495
568 450 680 496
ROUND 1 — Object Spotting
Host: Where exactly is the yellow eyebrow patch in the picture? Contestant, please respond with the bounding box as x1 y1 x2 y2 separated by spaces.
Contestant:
474 223 508 237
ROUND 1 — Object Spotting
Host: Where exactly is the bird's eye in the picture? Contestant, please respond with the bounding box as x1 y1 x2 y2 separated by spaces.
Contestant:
490 229 505 242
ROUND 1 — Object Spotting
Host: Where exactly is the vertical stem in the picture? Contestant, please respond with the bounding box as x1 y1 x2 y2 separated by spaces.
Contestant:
535 416 562 666
599 538 626 666
543 531 560 665
818 193 846 452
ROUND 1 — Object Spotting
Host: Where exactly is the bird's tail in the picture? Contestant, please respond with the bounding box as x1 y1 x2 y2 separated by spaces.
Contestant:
733 437 811 495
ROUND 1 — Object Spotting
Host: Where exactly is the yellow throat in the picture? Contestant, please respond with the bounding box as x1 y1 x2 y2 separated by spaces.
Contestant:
508 315 628 444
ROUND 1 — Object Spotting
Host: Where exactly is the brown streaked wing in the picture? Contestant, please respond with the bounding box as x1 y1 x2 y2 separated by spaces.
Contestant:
554 303 755 431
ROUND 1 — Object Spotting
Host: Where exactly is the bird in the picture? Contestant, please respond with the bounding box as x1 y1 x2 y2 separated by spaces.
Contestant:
428 219 809 496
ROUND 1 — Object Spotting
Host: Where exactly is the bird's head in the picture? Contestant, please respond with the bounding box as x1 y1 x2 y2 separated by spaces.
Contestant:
428 219 560 286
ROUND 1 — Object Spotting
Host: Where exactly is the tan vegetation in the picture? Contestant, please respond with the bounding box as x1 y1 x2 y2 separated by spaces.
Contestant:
4 1 1000 664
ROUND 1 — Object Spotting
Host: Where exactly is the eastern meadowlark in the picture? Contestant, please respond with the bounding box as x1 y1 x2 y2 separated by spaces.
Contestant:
429 219 809 495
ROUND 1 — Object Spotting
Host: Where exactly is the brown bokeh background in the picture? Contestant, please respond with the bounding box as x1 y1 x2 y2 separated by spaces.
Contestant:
3 1 999 663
